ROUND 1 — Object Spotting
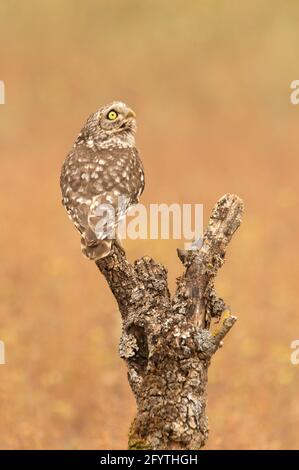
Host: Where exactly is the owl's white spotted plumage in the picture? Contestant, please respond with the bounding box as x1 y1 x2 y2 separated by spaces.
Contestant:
60 101 145 260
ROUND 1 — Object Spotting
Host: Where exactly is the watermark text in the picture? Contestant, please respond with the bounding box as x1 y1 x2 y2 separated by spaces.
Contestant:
290 80 299 105
0 80 5 104
290 340 299 365
0 340 5 364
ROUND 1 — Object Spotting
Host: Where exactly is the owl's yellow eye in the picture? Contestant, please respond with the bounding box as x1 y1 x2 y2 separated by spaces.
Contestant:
107 110 118 120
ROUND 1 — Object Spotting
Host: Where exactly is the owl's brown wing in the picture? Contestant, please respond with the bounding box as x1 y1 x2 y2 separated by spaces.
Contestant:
86 146 145 243
60 143 145 244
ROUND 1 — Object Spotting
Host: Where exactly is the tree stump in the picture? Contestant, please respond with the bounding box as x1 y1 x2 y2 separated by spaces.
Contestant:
96 193 244 450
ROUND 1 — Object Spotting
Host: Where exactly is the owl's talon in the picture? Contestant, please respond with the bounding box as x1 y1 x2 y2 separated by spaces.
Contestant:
113 238 126 256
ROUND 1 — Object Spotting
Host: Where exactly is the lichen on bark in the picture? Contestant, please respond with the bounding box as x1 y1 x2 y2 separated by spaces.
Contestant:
96 194 244 450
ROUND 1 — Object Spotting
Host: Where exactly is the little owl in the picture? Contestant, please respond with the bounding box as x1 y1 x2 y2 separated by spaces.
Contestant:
60 101 145 260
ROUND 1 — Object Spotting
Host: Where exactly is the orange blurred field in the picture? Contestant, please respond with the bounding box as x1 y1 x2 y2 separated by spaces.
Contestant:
0 0 299 449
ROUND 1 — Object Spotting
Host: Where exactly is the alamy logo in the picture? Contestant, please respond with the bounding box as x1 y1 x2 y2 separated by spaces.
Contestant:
290 80 299 105
88 196 204 249
0 81 5 104
290 340 299 365
0 341 5 364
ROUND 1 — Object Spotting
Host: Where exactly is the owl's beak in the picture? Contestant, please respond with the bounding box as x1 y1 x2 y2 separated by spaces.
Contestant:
126 109 136 119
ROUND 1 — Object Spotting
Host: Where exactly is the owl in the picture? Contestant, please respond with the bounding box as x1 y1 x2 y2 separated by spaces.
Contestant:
60 101 145 260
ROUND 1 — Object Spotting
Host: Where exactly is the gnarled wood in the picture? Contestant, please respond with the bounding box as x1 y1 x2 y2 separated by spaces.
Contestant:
96 193 244 450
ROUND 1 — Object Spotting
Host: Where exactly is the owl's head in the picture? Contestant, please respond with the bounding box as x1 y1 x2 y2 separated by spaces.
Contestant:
81 101 137 146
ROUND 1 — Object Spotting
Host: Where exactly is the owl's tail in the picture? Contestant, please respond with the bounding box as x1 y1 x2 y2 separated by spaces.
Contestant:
81 238 112 260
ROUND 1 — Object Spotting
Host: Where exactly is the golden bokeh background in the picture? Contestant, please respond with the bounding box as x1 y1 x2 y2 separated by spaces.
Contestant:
0 0 298 449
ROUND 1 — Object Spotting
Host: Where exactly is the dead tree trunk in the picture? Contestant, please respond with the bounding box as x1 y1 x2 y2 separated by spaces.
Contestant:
96 193 244 450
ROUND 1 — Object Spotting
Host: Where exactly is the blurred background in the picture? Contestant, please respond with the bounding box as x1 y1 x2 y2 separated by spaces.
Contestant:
0 0 298 449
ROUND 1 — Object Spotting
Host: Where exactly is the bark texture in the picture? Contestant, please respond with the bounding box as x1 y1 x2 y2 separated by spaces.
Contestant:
96 193 244 450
